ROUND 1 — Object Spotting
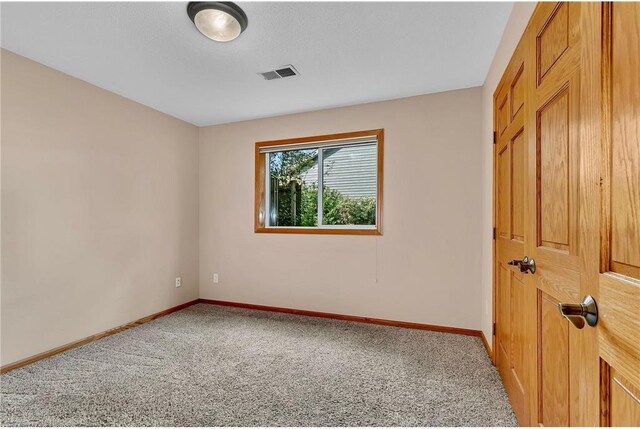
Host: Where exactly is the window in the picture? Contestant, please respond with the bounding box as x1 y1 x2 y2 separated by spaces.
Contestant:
255 129 383 235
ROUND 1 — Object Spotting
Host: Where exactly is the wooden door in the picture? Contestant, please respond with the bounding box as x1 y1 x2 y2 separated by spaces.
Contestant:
526 3 584 426
493 37 532 426
524 3 600 426
493 2 640 426
598 3 640 426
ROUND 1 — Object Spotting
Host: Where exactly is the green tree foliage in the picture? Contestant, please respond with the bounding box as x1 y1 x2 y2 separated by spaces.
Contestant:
321 187 376 225
269 150 317 226
269 150 316 187
300 185 318 226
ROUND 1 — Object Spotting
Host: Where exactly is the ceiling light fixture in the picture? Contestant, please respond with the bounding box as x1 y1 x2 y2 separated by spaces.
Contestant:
187 2 248 42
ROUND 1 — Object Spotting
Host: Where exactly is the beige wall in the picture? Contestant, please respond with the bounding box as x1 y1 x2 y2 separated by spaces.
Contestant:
480 3 536 346
199 87 483 330
0 50 200 365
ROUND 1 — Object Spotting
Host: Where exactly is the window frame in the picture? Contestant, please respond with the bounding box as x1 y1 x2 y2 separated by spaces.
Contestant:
255 129 383 235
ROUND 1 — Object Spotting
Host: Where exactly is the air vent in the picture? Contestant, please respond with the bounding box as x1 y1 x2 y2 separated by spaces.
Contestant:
260 71 281 81
259 65 300 80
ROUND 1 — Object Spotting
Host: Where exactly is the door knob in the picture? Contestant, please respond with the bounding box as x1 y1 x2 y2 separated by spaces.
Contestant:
558 295 598 329
507 256 536 274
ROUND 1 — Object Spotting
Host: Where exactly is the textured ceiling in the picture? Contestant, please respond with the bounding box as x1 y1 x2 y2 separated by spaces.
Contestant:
1 2 512 126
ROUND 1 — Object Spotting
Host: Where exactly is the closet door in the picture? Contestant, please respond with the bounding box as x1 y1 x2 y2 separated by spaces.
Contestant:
495 3 639 426
524 2 600 425
493 37 533 426
598 3 640 426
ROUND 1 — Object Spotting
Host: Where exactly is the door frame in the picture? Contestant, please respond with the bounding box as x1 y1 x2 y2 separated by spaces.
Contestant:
491 110 497 365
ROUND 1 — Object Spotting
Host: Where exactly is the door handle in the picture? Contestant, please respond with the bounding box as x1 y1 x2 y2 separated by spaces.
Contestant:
507 256 536 274
558 295 598 329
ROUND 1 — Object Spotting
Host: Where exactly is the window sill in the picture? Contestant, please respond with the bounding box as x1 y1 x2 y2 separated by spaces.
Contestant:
255 226 382 236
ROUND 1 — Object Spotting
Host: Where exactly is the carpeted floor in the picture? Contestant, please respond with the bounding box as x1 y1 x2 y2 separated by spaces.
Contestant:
1 304 516 426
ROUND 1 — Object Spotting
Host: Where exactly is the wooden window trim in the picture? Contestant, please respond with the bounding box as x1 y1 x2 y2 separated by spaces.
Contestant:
254 129 383 235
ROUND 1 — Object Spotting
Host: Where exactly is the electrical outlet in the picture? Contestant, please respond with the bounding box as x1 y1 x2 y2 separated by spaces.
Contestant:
213 273 219 284
175 277 181 288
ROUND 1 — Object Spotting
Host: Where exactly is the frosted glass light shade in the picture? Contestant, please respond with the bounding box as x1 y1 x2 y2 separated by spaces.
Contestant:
194 9 241 42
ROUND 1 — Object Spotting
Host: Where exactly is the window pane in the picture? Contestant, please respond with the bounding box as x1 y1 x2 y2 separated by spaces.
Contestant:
321 144 377 226
268 149 318 227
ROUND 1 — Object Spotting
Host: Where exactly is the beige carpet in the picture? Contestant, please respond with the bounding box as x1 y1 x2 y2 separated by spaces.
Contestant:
1 304 516 426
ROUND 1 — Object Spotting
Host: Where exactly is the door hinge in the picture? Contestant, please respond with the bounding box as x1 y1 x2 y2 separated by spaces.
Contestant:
493 227 496 240
492 322 496 335
493 131 497 144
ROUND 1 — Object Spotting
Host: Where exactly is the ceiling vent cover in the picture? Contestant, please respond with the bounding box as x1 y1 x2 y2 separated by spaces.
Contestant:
259 65 300 80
